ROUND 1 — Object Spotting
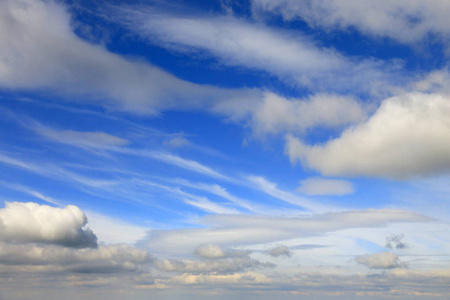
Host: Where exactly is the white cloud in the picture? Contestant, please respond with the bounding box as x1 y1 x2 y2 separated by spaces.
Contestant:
0 202 97 248
246 175 335 212
265 245 292 257
195 244 226 259
356 251 406 269
116 5 400 95
183 196 241 215
286 92 450 179
0 0 381 139
251 0 450 43
168 271 272 286
297 177 354 196
164 137 191 148
84 211 149 245
0 0 260 114
141 209 431 256
36 127 129 149
247 93 366 136
0 242 151 274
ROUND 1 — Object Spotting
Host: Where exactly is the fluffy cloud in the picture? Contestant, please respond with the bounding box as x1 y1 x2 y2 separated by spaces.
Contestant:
246 93 366 135
265 245 292 257
251 0 450 43
356 252 406 269
297 177 354 196
286 92 450 179
0 202 97 248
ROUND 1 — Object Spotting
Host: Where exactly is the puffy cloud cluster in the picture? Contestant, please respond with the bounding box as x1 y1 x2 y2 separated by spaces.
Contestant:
155 244 274 274
0 202 151 275
286 92 450 179
0 202 97 248
356 252 406 269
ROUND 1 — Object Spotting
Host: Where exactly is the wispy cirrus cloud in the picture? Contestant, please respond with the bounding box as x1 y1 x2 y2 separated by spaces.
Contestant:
114 4 403 95
251 0 450 44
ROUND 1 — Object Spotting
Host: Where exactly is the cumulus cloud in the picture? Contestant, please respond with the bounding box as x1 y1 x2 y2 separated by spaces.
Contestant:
356 252 406 269
286 92 450 179
297 177 354 196
251 0 450 43
265 245 292 257
0 202 97 248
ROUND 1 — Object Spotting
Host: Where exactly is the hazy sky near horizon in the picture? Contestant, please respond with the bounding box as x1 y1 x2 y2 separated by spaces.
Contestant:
1 0 450 299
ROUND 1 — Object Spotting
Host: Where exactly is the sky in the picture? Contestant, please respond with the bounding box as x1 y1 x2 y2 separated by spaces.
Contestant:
1 0 450 299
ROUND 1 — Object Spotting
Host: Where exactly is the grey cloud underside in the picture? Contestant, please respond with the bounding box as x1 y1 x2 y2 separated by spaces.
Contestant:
286 92 450 179
0 243 151 274
0 202 97 248
356 252 407 269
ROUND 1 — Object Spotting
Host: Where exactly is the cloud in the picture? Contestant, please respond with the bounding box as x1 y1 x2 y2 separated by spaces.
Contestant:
195 244 226 259
0 202 97 248
385 234 409 249
140 209 431 255
246 175 335 212
35 126 129 149
0 242 151 274
297 177 354 196
246 93 366 136
169 271 272 286
265 245 292 257
164 137 191 148
251 0 450 43
154 244 274 274
0 0 381 139
285 92 450 179
84 211 149 245
356 252 406 269
0 0 260 114
116 5 400 95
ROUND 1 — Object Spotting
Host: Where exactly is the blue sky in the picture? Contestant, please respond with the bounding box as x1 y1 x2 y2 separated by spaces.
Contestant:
1 0 450 299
